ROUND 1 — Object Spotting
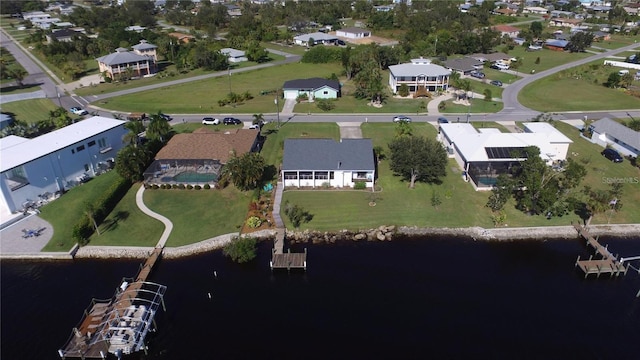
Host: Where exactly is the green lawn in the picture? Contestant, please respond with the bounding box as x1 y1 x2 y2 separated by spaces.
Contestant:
40 171 126 251
293 96 431 115
94 62 341 114
143 186 251 247
441 98 503 114
589 34 640 50
0 98 60 124
497 46 592 74
87 183 164 247
260 122 340 167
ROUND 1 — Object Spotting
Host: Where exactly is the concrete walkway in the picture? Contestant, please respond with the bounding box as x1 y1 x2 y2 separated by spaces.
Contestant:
135 185 173 248
272 182 285 228
337 122 363 139
0 90 46 103
281 98 296 115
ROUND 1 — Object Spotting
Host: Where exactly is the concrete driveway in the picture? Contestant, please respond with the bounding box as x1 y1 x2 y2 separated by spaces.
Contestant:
338 122 363 139
0 215 53 254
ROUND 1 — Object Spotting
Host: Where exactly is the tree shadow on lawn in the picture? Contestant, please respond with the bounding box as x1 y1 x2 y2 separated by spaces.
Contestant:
101 210 130 233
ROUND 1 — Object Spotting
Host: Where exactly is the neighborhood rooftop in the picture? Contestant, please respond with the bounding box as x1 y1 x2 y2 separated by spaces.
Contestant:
590 117 640 150
0 117 125 173
283 78 340 90
154 128 257 163
388 58 451 77
282 138 374 171
96 48 152 66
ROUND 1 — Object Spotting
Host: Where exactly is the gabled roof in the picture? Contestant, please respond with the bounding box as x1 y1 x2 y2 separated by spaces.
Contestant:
590 118 640 150
338 27 370 35
96 48 152 66
545 39 569 48
154 128 257 163
49 28 82 39
221 48 246 57
282 139 374 171
444 57 483 72
469 52 510 62
0 117 126 173
492 24 520 33
293 32 337 42
283 78 340 91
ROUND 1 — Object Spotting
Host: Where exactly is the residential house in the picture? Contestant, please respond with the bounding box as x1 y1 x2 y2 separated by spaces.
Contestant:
491 24 521 38
168 32 195 43
550 10 575 18
96 40 158 79
46 28 83 44
282 139 375 189
623 3 640 15
438 122 572 190
444 57 484 74
374 5 394 12
282 78 340 100
549 18 583 28
144 128 260 185
588 118 640 157
469 52 512 63
293 32 338 46
494 8 517 16
459 3 473 12
545 39 569 51
523 6 549 14
226 4 242 17
388 57 451 95
0 117 127 215
125 25 147 33
221 48 248 63
336 27 371 39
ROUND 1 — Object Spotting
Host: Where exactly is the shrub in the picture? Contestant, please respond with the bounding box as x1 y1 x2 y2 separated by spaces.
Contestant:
316 99 335 111
178 184 186 189
204 183 211 189
172 184 179 189
223 236 258 263
246 216 262 228
194 185 202 190
283 201 313 228
398 83 410 97
187 184 193 190
354 181 366 190
152 184 159 189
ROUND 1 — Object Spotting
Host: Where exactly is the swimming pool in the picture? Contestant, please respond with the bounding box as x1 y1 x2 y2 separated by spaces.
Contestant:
173 171 217 183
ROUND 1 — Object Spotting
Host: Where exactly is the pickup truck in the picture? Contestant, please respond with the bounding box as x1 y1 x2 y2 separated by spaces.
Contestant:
127 112 147 121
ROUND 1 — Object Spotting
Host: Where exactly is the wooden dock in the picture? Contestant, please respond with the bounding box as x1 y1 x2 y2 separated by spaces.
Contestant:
271 228 306 270
573 223 628 278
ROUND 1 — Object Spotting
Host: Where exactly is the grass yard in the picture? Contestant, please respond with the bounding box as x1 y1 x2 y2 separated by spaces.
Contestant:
441 98 503 114
0 98 60 124
518 62 640 111
95 62 341 114
143 186 251 247
471 121 510 132
589 34 640 50
260 122 340 167
293 95 431 115
40 171 126 251
86 184 164 247
497 46 592 74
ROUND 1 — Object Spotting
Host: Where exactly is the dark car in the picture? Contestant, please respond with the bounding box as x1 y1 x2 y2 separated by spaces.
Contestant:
490 80 503 87
159 113 172 121
601 148 623 163
469 71 485 79
223 117 242 125
437 117 449 124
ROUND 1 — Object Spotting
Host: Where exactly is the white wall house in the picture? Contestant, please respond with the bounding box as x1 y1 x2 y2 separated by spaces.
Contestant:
282 78 340 100
0 117 127 215
588 117 640 157
438 122 572 190
282 139 375 189
336 27 371 39
220 48 248 63
96 40 157 80
388 57 451 95
293 32 338 46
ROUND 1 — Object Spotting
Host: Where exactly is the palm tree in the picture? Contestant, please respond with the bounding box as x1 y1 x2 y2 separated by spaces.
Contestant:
124 120 145 147
222 152 265 191
84 202 101 236
252 113 264 125
146 112 171 143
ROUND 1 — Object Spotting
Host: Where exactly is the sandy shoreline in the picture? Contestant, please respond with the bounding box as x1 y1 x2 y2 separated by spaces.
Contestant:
1 224 639 261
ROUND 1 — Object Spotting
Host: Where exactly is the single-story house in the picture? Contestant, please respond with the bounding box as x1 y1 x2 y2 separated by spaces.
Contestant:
168 32 195 43
282 138 375 189
545 39 569 51
438 122 572 190
588 118 640 157
523 6 549 14
125 25 147 33
388 57 451 95
469 52 511 63
494 8 517 16
144 128 260 185
444 57 484 74
282 78 340 100
293 32 338 46
491 24 521 38
46 28 83 43
0 117 127 215
336 27 371 39
220 48 248 63
96 40 157 79
549 18 583 28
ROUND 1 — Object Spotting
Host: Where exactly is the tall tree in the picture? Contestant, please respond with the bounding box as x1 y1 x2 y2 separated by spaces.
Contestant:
388 136 447 188
84 201 101 236
567 32 594 53
221 152 265 191
115 145 150 182
529 21 543 39
146 112 172 143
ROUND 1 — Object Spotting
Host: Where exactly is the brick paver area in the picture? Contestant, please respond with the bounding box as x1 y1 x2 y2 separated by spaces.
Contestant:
0 215 53 254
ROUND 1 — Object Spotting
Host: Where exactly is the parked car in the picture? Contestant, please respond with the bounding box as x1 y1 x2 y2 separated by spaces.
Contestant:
601 148 623 163
202 117 220 125
70 107 88 116
437 117 449 124
159 113 172 121
336 39 346 46
223 117 242 125
248 124 260 130
490 80 503 87
469 71 485 79
393 115 411 123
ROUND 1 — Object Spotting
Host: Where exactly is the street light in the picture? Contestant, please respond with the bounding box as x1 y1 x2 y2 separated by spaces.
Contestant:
275 95 280 129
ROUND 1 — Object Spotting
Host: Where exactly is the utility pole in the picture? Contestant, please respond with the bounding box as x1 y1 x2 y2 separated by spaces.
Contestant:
466 92 473 123
275 93 280 129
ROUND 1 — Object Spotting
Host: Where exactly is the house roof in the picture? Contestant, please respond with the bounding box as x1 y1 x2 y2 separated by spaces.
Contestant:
221 48 246 57
523 122 573 143
590 118 640 150
283 78 340 91
154 128 257 163
469 52 510 62
293 32 337 42
49 28 82 39
96 48 152 66
388 59 451 77
131 40 157 51
0 117 125 173
338 27 370 34
282 139 374 171
440 123 571 162
492 24 520 33
444 57 483 72
545 39 569 48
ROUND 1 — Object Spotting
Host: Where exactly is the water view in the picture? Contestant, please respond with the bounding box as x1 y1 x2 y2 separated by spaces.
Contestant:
2 235 639 359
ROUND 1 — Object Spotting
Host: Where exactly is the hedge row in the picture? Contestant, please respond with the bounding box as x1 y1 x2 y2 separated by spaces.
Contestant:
72 176 132 245
144 183 212 190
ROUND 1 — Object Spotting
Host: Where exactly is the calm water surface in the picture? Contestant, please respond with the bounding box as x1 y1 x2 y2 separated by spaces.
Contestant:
2 236 640 360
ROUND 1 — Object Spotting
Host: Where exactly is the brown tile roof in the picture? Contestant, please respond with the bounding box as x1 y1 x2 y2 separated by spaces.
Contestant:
155 128 257 163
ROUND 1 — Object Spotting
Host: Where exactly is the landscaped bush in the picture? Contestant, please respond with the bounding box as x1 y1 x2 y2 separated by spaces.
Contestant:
194 185 202 190
172 184 179 189
223 236 258 263
316 99 335 111
246 216 262 228
204 183 211 189
152 184 159 189
354 181 366 190
178 184 186 189
187 184 193 190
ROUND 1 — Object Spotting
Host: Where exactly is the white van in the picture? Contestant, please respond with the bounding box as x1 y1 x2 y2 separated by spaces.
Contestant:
618 69 629 76
493 63 510 71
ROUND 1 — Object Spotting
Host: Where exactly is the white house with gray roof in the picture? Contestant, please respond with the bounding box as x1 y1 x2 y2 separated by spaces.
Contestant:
282 139 375 188
221 48 248 63
96 40 157 80
282 78 340 100
293 32 338 46
0 117 127 215
388 57 451 95
588 118 640 157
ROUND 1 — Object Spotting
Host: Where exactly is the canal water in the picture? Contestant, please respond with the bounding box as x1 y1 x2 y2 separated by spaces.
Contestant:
2 235 640 360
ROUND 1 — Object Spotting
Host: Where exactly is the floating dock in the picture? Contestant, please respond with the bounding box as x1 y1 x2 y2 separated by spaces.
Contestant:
58 247 166 359
573 223 629 278
270 228 307 270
